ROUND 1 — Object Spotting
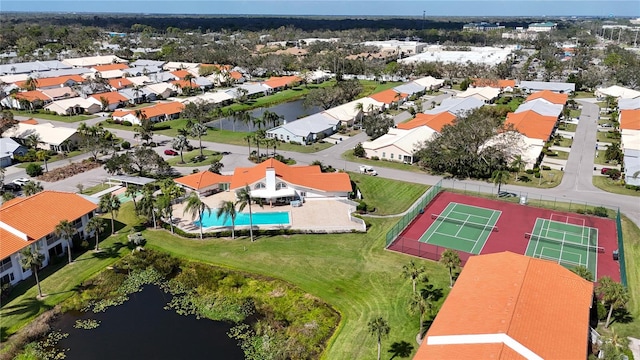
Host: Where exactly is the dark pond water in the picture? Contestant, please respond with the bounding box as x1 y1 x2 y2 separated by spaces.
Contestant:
54 286 244 360
209 99 322 131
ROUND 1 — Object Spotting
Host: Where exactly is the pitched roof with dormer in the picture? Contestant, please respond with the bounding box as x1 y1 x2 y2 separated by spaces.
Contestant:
230 158 351 193
414 252 593 360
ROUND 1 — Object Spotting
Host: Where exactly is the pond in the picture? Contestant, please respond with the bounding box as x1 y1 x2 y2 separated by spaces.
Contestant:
209 99 323 132
54 285 244 360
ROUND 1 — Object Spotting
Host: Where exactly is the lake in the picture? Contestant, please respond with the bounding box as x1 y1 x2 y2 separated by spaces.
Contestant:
54 286 244 360
209 99 322 131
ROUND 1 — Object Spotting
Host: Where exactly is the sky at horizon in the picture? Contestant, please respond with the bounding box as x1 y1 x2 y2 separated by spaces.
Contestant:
2 0 639 17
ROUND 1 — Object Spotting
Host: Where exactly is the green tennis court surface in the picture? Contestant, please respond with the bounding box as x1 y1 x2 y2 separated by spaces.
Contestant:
525 217 601 276
419 202 501 254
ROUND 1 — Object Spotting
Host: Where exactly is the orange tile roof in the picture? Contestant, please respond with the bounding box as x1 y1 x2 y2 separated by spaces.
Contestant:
93 63 130 71
397 112 456 132
414 252 593 360
262 75 302 89
505 111 557 140
369 89 408 104
174 171 232 190
171 70 191 79
108 77 133 89
20 118 38 125
14 90 50 102
620 109 640 130
15 75 85 89
113 101 185 119
229 71 243 80
90 91 128 105
526 90 568 105
171 79 197 89
473 79 516 89
0 228 37 260
0 191 97 249
230 158 352 193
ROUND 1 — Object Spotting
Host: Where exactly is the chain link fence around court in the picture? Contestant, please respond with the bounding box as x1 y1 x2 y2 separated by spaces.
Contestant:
385 180 442 247
388 237 471 266
616 210 628 287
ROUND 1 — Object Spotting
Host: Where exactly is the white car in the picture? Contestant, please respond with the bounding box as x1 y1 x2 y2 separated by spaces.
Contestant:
12 178 31 186
359 165 378 176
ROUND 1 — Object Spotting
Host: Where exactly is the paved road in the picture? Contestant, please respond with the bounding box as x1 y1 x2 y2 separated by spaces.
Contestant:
4 108 639 226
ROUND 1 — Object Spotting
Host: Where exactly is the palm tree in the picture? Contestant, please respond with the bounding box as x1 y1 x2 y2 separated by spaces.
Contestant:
85 216 106 251
216 200 237 239
20 248 44 298
388 341 414 360
244 134 254 157
491 169 510 194
23 77 38 91
510 155 526 181
261 110 283 129
184 73 195 90
183 192 211 240
597 276 630 328
368 317 390 360
99 193 121 235
124 186 139 212
54 219 77 264
440 249 461 287
172 132 190 164
402 260 425 293
408 289 431 340
571 265 594 282
23 181 43 196
137 185 158 228
235 185 263 242
25 133 43 150
36 150 51 173
189 122 208 158
158 180 185 234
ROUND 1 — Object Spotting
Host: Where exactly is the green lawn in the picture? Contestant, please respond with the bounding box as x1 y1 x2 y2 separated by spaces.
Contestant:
342 152 425 174
594 150 613 166
613 214 640 339
547 151 569 161
349 172 429 215
165 149 223 167
592 176 640 197
15 150 85 168
554 137 573 147
81 183 113 195
572 91 595 99
11 110 95 123
569 109 581 118
0 203 142 341
558 123 577 132
597 131 621 143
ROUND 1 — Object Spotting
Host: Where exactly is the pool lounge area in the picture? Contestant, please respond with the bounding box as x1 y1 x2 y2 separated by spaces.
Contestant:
195 211 291 228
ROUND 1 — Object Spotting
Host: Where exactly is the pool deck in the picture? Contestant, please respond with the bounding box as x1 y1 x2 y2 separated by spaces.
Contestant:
171 191 366 236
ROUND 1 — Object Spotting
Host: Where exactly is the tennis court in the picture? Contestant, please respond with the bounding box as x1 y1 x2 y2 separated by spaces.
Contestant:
524 216 601 276
419 202 501 254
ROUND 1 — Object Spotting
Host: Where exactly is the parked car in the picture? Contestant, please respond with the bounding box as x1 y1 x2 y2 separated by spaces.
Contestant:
359 165 378 176
601 123 613 128
2 183 21 191
11 178 30 187
601 167 611 175
164 149 178 156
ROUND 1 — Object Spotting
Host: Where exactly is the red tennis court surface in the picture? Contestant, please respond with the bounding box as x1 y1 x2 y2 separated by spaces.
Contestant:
388 191 620 282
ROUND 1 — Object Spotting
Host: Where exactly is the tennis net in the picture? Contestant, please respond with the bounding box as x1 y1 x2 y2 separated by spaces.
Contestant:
525 233 605 253
432 214 498 232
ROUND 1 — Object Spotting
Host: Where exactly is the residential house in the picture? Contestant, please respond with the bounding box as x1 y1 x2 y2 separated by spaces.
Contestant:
397 112 456 131
619 98 640 111
163 62 200 72
122 66 162 77
515 99 564 118
125 75 153 87
624 148 640 187
62 55 127 68
174 171 232 196
499 111 558 168
0 191 97 286
483 131 545 170
107 77 133 90
472 78 516 92
369 89 408 110
229 158 352 204
595 85 640 100
413 252 593 360
620 109 640 152
322 98 383 127
44 97 102 115
89 91 128 111
266 113 340 144
413 76 445 91
0 60 70 76
5 122 80 151
525 90 569 105
1 90 51 109
262 75 302 92
518 81 575 94
144 83 175 100
148 72 179 83
362 126 436 163
130 59 166 68
92 63 130 72
112 101 185 125
180 91 235 106
455 86 501 103
0 138 27 167
118 87 154 104
15 75 85 90
393 82 426 97
225 83 271 99
40 87 78 101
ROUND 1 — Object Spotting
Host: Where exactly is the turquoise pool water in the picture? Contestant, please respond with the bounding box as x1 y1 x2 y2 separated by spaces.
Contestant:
196 211 290 227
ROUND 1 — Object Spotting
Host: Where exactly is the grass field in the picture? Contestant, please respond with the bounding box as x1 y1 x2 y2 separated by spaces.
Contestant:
342 152 425 173
597 131 620 143
11 110 95 123
548 151 569 160
348 172 429 215
165 149 223 167
614 214 640 338
558 123 577 132
592 176 640 197
81 183 113 195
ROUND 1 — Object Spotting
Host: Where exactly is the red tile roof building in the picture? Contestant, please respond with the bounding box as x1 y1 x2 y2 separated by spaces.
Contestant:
414 252 594 360
397 112 456 132
525 90 569 105
369 89 408 105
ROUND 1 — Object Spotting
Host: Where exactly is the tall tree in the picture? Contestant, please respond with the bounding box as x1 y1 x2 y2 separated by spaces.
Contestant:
99 193 121 234
124 186 138 212
440 249 461 287
491 169 510 194
158 180 185 234
183 191 211 240
510 155 526 181
54 219 77 264
137 185 158 228
85 216 106 251
261 110 283 129
172 130 190 164
597 277 629 328
134 116 153 146
20 248 44 298
368 317 390 360
235 185 263 242
402 260 425 293
189 122 208 158
23 77 38 91
22 181 43 196
216 200 237 239
36 150 51 173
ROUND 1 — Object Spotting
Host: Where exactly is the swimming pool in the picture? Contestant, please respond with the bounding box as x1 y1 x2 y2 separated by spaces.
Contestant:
196 211 290 228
